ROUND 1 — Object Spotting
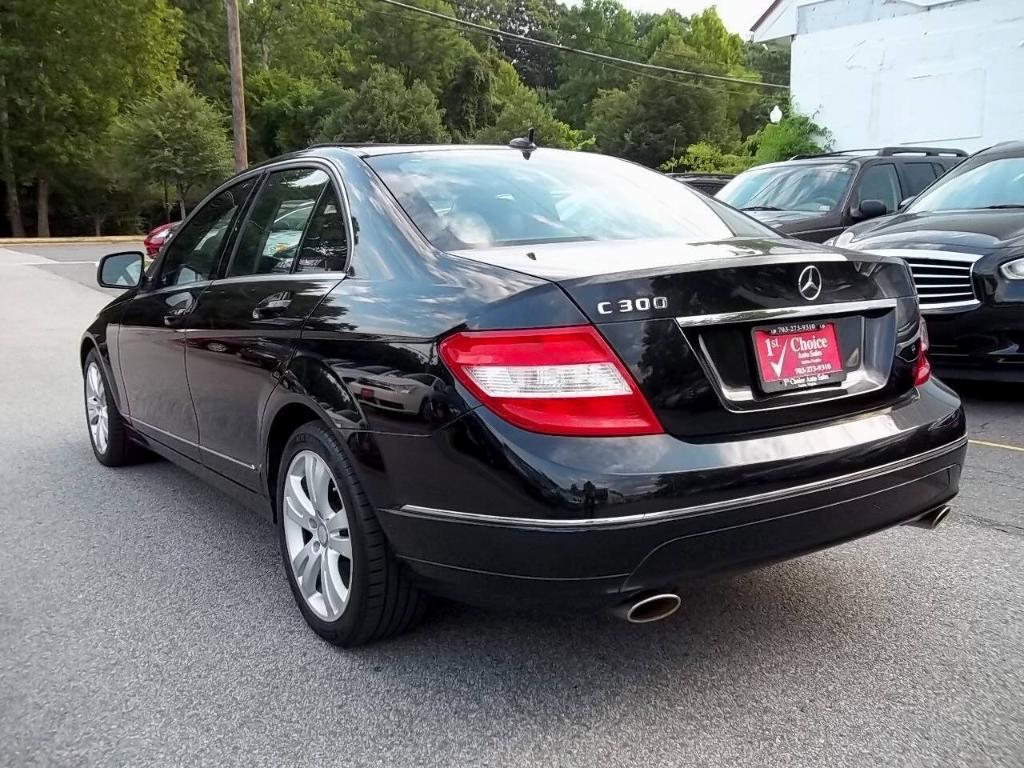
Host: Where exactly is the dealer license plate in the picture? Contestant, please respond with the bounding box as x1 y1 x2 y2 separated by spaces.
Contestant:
752 321 846 393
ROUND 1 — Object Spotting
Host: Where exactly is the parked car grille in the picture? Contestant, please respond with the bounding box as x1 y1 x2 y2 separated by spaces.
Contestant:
898 253 980 312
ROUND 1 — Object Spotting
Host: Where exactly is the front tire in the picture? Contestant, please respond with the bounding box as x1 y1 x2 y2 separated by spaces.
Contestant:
277 422 424 647
83 350 137 467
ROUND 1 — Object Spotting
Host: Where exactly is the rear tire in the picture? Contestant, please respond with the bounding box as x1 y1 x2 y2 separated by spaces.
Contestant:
277 421 425 647
83 349 138 467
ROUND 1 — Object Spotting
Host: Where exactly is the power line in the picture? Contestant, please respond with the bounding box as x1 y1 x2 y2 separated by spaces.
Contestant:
438 0 788 85
349 2 760 97
366 0 789 90
352 2 753 96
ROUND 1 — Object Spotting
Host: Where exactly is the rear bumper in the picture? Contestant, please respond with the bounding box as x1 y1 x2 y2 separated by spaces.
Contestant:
372 384 967 608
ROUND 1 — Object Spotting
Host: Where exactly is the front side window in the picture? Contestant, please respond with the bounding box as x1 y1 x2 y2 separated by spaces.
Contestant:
855 164 901 212
368 149 772 251
158 177 256 288
228 168 330 277
717 164 854 213
909 156 1024 213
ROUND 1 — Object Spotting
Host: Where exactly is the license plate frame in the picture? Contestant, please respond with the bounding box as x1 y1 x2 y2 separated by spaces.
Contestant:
751 321 846 393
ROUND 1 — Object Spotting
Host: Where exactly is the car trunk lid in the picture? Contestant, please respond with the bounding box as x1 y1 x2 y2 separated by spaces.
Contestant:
450 237 921 439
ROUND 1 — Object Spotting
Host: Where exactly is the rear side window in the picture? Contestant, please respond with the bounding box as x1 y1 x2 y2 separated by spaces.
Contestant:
228 168 329 277
158 177 256 287
902 163 938 196
856 164 902 213
294 187 349 272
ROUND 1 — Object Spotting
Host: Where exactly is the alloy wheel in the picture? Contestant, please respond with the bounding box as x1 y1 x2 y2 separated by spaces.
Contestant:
85 362 109 455
282 450 353 621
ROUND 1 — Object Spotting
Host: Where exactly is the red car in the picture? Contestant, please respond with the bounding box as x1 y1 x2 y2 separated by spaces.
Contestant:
143 221 178 257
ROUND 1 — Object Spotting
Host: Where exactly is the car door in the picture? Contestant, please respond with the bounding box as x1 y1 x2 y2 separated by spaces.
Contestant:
116 176 258 459
185 165 350 488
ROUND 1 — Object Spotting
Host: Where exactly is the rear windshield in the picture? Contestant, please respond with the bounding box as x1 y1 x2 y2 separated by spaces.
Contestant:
717 163 853 213
366 149 773 251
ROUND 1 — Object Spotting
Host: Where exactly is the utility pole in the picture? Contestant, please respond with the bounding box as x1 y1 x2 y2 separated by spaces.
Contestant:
224 0 248 172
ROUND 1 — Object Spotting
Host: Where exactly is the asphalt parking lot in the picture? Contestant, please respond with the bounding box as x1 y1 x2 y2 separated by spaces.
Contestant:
1 243 1022 767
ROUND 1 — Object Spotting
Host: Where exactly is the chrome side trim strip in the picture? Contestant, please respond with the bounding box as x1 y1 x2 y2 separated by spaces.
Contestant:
395 435 968 529
129 417 257 471
674 298 897 328
199 444 257 472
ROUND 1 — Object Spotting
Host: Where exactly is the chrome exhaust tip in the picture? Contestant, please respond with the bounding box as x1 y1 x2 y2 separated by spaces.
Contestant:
906 504 952 530
611 592 681 624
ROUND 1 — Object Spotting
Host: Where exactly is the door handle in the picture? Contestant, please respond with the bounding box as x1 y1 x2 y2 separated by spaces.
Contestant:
252 292 292 320
163 299 195 327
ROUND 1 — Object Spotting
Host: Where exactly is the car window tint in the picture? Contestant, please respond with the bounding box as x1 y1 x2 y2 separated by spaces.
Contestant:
903 163 938 197
856 164 901 212
295 186 349 273
369 149 775 251
158 178 256 288
228 168 329 277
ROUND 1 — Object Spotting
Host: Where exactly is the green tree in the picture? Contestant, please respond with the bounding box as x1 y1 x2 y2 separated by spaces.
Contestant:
660 141 754 175
247 70 350 159
59 132 149 235
456 0 563 89
442 54 493 140
553 0 638 127
475 59 591 149
317 66 450 144
244 0 356 80
353 0 479 97
0 0 181 236
747 111 833 164
114 80 234 219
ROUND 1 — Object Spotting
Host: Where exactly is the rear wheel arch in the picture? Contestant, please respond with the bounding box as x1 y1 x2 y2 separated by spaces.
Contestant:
265 402 323 521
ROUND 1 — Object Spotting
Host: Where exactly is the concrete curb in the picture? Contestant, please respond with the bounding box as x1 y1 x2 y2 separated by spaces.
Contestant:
0 236 143 245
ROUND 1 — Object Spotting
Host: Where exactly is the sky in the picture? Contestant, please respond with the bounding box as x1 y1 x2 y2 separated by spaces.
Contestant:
616 0 768 36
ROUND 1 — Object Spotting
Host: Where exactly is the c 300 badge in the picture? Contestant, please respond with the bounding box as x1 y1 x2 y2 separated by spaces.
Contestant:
596 296 668 315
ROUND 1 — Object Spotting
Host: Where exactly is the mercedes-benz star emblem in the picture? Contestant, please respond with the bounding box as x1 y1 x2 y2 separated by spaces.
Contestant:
798 265 822 301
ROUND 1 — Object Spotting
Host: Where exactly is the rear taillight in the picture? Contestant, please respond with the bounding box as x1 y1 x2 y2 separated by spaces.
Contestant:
914 316 931 386
438 326 662 437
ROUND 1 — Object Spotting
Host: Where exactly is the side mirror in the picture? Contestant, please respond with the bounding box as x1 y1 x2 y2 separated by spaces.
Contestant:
898 196 916 211
97 251 145 289
855 199 888 220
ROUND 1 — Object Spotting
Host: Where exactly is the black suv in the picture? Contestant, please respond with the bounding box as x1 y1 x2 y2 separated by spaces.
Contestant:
830 141 1024 382
717 147 967 242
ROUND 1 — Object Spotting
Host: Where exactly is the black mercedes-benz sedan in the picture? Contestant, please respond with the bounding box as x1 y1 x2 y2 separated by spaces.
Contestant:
829 141 1024 381
82 144 967 646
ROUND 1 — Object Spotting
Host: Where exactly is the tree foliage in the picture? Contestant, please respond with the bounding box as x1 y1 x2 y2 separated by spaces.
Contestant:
660 142 754 175
113 80 233 218
317 66 451 144
747 111 833 164
0 0 824 236
0 0 181 234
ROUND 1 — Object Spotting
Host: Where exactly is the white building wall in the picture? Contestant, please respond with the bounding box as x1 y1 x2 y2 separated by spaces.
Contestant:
773 0 1024 152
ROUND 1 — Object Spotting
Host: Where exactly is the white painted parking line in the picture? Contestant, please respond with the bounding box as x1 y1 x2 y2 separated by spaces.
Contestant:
969 438 1024 453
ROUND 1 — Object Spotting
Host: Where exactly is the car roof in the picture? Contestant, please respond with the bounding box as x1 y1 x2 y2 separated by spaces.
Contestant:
309 143 517 158
741 151 966 173
971 140 1024 160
